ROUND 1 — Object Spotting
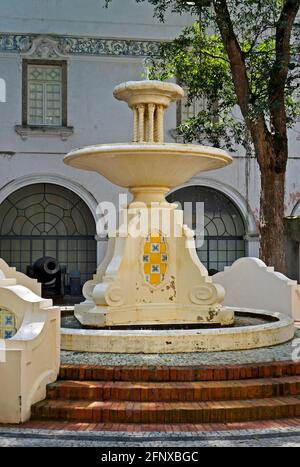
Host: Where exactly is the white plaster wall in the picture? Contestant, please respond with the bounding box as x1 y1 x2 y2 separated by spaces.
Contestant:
0 0 299 269
213 257 300 319
0 0 192 39
0 55 177 151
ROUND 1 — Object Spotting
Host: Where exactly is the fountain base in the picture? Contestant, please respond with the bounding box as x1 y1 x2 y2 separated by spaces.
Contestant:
74 302 235 328
74 204 233 328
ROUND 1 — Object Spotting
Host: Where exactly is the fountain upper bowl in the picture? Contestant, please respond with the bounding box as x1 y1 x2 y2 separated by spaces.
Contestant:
113 80 185 107
64 143 232 188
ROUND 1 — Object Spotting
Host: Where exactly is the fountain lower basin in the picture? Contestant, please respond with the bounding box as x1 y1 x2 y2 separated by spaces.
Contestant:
64 143 232 190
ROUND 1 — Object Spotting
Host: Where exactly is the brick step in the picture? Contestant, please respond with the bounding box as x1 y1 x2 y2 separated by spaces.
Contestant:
31 396 300 424
59 361 300 382
47 376 300 402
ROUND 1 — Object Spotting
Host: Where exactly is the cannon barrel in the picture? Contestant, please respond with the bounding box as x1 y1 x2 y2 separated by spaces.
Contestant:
32 256 61 284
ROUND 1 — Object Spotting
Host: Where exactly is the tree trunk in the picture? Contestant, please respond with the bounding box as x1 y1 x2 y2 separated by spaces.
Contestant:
259 161 287 274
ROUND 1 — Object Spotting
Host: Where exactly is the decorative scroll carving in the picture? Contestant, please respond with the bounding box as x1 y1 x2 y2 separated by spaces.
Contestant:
189 283 224 306
105 286 125 307
22 36 64 59
82 280 95 301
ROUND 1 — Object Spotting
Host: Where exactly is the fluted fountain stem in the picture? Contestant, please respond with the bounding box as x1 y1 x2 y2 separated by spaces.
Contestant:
133 106 138 142
155 105 164 143
137 104 145 142
147 103 155 142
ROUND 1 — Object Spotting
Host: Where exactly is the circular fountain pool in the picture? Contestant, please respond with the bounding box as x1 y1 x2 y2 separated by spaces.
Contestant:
61 308 294 353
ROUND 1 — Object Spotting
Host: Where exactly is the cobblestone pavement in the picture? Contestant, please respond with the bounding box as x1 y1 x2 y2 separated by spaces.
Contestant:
1 426 300 447
61 328 300 366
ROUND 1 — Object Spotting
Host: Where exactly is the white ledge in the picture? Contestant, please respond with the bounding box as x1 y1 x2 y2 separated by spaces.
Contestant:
15 125 74 141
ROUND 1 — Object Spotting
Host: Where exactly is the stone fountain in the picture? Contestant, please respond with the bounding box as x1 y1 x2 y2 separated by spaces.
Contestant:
62 79 294 353
65 80 233 328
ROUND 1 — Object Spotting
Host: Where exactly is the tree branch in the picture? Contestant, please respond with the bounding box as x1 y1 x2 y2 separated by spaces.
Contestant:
213 0 250 116
200 50 229 62
212 0 271 167
269 0 300 94
268 0 300 153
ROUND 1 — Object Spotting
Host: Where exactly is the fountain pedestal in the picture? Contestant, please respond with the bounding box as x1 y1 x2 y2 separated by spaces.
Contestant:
75 197 234 327
64 80 234 327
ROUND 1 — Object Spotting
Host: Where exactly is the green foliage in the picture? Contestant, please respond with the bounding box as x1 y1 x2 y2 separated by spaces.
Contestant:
147 22 241 148
105 1 300 152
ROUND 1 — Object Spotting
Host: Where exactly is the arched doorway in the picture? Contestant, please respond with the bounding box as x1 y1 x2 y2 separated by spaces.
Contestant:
0 183 97 299
167 186 246 274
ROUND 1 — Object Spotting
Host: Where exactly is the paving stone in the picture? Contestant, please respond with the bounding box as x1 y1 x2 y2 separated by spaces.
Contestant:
2 425 300 447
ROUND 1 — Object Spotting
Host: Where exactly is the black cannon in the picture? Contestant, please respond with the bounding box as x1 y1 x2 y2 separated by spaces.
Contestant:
27 256 64 296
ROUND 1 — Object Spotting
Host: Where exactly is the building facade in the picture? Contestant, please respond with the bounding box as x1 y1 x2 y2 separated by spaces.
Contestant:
0 0 299 301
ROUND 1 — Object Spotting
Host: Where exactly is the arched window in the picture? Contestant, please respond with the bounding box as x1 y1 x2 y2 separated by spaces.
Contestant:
167 186 246 274
0 183 97 292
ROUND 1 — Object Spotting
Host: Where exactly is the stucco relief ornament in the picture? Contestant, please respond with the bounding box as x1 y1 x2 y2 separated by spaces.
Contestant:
22 35 65 59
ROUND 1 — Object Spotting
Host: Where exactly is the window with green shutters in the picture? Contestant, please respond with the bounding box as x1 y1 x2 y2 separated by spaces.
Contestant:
21 59 68 129
27 65 62 126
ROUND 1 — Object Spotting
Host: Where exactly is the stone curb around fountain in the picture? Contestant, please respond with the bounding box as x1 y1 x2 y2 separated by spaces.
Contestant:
59 327 300 366
60 307 295 354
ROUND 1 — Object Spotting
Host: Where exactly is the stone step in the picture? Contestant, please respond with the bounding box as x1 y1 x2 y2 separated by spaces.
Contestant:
59 362 300 382
31 396 300 424
47 376 300 402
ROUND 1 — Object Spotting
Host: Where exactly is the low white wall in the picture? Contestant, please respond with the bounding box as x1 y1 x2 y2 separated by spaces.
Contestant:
0 259 60 424
213 257 300 320
0 259 41 296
